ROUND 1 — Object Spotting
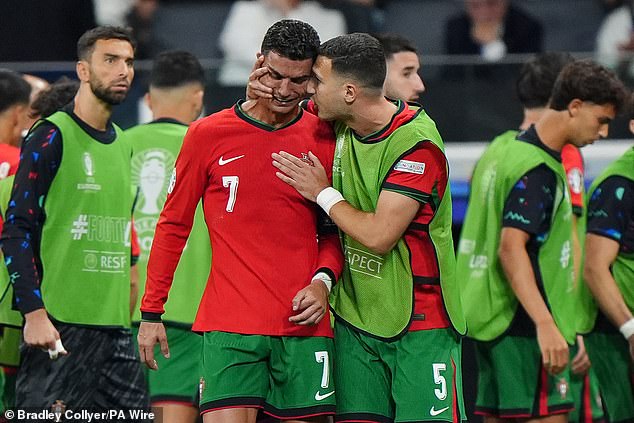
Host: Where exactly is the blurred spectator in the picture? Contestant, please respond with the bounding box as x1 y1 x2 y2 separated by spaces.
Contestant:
218 0 346 85
29 77 80 121
125 0 162 59
94 0 134 26
21 75 50 136
373 33 425 102
445 0 543 62
596 0 634 80
0 0 96 61
599 0 627 13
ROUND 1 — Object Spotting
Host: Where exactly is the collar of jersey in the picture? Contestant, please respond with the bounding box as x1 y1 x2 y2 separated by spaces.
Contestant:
353 99 422 144
234 100 304 132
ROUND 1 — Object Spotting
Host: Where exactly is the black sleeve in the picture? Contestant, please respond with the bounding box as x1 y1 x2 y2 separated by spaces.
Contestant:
502 164 557 236
0 122 62 315
586 176 634 244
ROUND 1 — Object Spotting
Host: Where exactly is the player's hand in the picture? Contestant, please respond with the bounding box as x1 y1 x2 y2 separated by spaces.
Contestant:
23 309 66 354
571 335 591 376
246 54 273 100
536 321 569 375
289 279 329 326
272 151 329 201
137 321 170 370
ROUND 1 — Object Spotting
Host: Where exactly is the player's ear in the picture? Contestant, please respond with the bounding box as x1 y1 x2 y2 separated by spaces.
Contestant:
567 98 583 118
344 83 356 104
76 60 90 82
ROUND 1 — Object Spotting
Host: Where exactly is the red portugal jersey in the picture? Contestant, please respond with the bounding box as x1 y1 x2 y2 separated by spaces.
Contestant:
0 144 20 180
0 143 20 232
141 103 343 337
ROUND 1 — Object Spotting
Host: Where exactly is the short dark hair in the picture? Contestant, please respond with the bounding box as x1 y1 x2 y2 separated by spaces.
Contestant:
260 20 320 61
319 33 386 91
371 33 418 59
516 52 574 109
550 60 627 113
77 26 136 61
150 50 205 89
30 77 79 119
0 69 31 114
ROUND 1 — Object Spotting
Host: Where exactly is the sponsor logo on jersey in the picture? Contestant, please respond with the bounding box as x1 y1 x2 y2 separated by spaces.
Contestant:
218 154 245 166
394 160 425 175
345 246 384 279
314 390 335 401
71 214 131 246
429 406 449 417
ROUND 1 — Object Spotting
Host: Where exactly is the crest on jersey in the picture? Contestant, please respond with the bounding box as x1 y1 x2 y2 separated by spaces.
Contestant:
300 152 314 166
557 378 569 399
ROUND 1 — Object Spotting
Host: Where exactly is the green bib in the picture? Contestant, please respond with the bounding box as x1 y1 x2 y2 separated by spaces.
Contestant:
583 147 634 327
125 122 210 325
330 104 465 339
0 175 21 328
40 112 133 327
457 134 577 343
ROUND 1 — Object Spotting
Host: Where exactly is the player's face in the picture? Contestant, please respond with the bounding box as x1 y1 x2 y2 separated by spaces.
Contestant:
384 52 425 102
568 101 615 147
83 39 135 105
306 56 346 121
261 51 313 114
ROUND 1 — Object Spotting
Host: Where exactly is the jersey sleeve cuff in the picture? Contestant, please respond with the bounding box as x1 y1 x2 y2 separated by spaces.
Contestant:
314 267 336 285
140 311 163 322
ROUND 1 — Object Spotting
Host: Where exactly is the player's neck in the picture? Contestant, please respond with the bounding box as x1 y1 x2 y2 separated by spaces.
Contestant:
347 97 397 137
73 85 113 131
533 110 568 152
242 100 301 128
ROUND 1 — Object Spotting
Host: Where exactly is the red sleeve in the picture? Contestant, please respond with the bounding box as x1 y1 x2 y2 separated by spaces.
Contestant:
561 144 585 215
140 121 209 319
314 231 344 281
382 142 447 204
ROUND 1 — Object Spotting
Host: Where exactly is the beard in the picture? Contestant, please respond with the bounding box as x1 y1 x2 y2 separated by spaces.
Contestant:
90 78 128 105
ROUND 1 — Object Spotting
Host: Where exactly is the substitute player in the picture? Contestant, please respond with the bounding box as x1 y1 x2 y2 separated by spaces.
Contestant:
583 94 634 422
456 60 625 422
1 26 148 409
127 50 208 423
270 33 466 422
138 20 343 423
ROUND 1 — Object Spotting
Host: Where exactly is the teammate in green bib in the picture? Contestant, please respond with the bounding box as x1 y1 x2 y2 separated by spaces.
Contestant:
456 60 626 422
1 26 148 409
583 114 634 421
272 33 466 423
126 50 208 423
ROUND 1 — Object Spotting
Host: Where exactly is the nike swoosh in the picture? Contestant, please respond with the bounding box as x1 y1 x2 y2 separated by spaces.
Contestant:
314 390 335 401
218 155 245 166
429 406 449 416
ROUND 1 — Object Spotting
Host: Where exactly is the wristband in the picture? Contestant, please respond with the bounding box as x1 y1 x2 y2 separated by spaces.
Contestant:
316 187 344 216
312 272 332 293
619 318 634 339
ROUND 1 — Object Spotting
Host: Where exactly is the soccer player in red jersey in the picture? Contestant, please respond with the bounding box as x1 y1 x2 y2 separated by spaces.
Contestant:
138 20 343 423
